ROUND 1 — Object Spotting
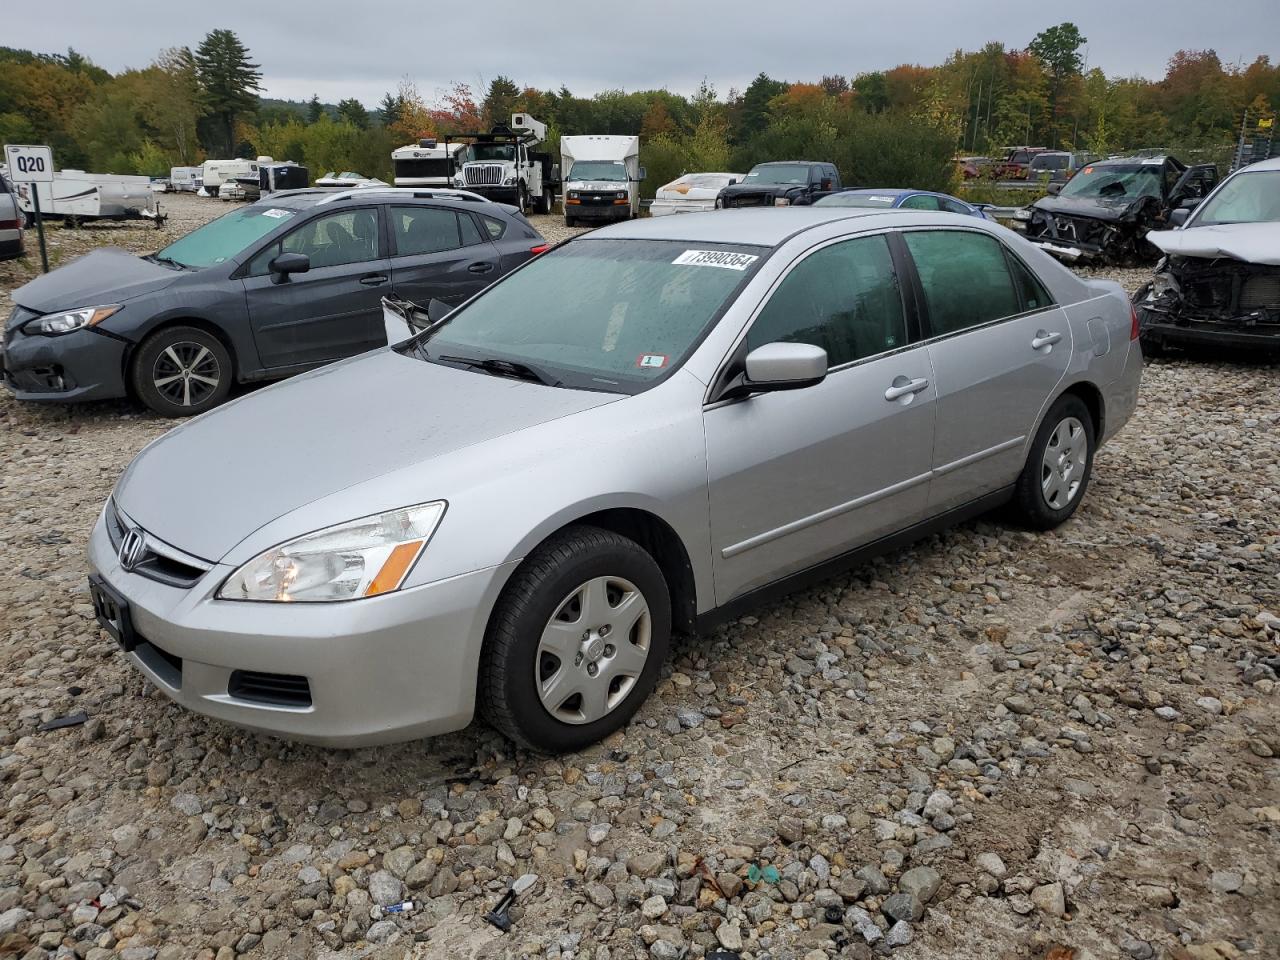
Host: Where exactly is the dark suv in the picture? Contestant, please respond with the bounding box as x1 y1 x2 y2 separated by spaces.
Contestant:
716 162 841 208
2 189 547 416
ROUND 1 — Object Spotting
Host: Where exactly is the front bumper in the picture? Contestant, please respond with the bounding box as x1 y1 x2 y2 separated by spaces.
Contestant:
0 231 22 260
1025 237 1103 263
468 185 520 205
2 324 130 402
1140 317 1280 350
87 508 518 747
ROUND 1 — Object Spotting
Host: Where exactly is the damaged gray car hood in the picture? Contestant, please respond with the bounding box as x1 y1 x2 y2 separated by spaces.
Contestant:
1148 222 1280 265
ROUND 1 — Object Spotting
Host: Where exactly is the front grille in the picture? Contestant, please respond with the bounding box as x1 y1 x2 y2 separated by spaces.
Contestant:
724 193 771 208
228 671 312 708
580 192 619 206
105 500 211 588
464 164 505 186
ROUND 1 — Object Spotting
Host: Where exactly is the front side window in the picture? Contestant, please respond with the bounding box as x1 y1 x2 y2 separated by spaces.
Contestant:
747 235 905 369
158 205 297 269
904 231 1021 336
1191 170 1280 225
392 206 460 255
409 239 765 393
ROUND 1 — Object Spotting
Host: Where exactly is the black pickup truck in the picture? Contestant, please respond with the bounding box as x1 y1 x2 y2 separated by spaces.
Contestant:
716 161 842 209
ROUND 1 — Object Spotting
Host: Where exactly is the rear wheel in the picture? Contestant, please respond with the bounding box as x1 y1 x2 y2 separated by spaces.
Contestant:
480 525 671 752
1009 394 1095 530
537 190 552 214
131 325 232 417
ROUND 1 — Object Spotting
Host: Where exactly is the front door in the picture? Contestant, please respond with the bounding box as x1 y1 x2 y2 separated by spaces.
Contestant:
901 228 1072 512
242 206 390 369
387 205 501 309
703 233 937 604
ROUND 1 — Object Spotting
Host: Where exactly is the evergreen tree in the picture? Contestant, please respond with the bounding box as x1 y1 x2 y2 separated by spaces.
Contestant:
193 29 261 155
378 91 402 128
336 98 369 129
306 94 323 123
482 75 520 127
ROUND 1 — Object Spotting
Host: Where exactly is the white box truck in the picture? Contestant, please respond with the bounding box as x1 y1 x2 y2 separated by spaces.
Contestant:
561 135 644 226
392 139 467 189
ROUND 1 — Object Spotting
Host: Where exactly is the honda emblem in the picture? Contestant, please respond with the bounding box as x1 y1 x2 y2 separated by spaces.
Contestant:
118 527 146 572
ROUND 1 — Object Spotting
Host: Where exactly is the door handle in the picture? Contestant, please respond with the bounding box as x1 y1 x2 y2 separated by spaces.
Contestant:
467 262 495 274
884 376 930 401
1031 330 1062 349
359 274 389 286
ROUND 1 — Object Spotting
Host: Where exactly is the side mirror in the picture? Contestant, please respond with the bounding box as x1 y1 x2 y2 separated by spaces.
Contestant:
637 166 647 181
1046 182 1062 196
720 342 827 401
426 298 452 323
269 252 310 283
1168 208 1191 228
728 178 738 186
1178 196 1201 210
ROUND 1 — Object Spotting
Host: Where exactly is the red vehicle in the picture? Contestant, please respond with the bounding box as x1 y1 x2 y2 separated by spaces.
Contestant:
994 146 1049 180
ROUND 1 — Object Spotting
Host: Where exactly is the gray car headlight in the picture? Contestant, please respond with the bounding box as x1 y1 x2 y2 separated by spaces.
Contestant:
27 304 121 335
219 501 446 602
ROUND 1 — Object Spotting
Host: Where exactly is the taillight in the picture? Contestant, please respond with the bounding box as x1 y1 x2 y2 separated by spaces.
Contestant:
0 218 19 230
529 244 549 255
1130 304 1140 341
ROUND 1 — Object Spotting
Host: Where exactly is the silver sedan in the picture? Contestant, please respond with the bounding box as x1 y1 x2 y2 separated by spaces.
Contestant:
87 208 1143 751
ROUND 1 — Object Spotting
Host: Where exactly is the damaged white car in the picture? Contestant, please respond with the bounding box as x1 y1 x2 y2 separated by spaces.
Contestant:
648 172 743 216
1135 157 1280 354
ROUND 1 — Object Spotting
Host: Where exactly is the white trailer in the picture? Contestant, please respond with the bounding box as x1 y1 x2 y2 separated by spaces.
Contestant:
561 135 643 226
392 140 466 189
169 166 203 192
14 170 161 226
448 114 558 214
200 158 260 197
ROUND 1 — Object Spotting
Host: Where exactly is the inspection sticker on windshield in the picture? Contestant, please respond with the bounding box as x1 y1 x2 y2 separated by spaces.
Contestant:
637 354 668 369
672 249 759 271
262 208 291 219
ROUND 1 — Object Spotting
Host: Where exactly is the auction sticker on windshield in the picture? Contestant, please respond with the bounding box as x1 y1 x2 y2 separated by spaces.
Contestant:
262 208 291 219
637 354 668 369
672 250 759 270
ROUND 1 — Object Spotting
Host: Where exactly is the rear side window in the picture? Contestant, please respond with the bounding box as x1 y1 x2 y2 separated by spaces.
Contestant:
747 235 906 368
1007 253 1054 311
939 197 971 216
904 231 1021 336
900 194 940 211
392 206 460 255
479 215 507 240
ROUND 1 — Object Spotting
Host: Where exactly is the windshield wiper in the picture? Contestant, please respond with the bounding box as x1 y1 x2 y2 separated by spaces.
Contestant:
436 354 563 387
147 255 190 270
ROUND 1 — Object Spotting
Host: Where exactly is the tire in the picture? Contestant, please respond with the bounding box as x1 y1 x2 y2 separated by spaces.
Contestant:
1010 394 1096 530
480 525 671 753
131 325 233 418
565 216 577 228
537 190 552 214
516 185 527 214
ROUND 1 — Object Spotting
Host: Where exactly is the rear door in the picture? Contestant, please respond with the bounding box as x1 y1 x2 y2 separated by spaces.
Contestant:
241 205 390 369
902 228 1070 513
387 204 501 308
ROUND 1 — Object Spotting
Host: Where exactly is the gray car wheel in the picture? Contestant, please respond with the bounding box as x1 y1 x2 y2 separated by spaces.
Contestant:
131 326 232 418
1010 394 1095 530
480 525 670 752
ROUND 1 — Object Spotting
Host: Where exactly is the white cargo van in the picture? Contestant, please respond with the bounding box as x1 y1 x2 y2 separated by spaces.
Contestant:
561 135 643 226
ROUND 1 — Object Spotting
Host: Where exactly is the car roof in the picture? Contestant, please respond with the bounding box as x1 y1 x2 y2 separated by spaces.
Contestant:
260 189 501 211
586 207 976 246
752 160 827 166
843 188 912 197
1234 157 1280 173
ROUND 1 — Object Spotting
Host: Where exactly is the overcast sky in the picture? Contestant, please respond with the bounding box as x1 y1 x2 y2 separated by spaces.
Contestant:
9 1 1280 107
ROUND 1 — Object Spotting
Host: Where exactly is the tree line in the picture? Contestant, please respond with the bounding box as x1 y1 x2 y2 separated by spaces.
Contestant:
1 26 1276 197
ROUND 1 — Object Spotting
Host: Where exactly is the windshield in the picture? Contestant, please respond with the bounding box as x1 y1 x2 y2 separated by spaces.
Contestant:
1191 170 1280 226
467 143 515 163
154 205 296 268
408 239 767 393
743 164 811 185
815 193 896 207
569 160 628 182
1060 163 1163 200
1031 154 1069 171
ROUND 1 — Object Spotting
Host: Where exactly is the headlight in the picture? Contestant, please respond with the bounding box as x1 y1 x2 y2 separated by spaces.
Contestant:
568 191 580 200
26 304 121 336
219 501 446 602
615 191 626 200
504 175 516 185
774 197 791 207
1014 208 1033 221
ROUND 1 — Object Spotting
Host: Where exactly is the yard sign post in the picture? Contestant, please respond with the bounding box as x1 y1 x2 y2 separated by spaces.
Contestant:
4 144 54 273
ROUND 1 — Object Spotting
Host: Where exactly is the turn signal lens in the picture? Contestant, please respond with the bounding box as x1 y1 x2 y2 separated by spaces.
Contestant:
1130 304 1140 341
529 244 549 255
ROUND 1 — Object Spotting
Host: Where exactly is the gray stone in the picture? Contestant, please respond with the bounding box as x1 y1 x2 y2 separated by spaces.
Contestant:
898 866 942 904
881 892 924 923
1209 870 1242 894
886 920 914 947
1030 882 1066 918
365 919 400 944
975 852 1007 878
368 870 404 906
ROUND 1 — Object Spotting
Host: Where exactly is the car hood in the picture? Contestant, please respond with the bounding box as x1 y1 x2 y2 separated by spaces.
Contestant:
10 248 182 320
1032 194 1146 222
115 350 620 561
656 184 721 202
1148 221 1280 266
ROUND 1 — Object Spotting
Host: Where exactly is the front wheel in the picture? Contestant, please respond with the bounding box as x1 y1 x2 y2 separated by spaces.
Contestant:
131 325 232 417
1009 394 1095 530
480 526 671 752
537 190 552 214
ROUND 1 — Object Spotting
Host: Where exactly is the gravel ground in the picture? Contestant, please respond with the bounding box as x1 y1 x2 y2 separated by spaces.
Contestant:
1 197 1277 960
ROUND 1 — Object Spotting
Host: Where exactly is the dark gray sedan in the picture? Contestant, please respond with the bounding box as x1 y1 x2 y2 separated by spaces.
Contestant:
2 189 547 416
